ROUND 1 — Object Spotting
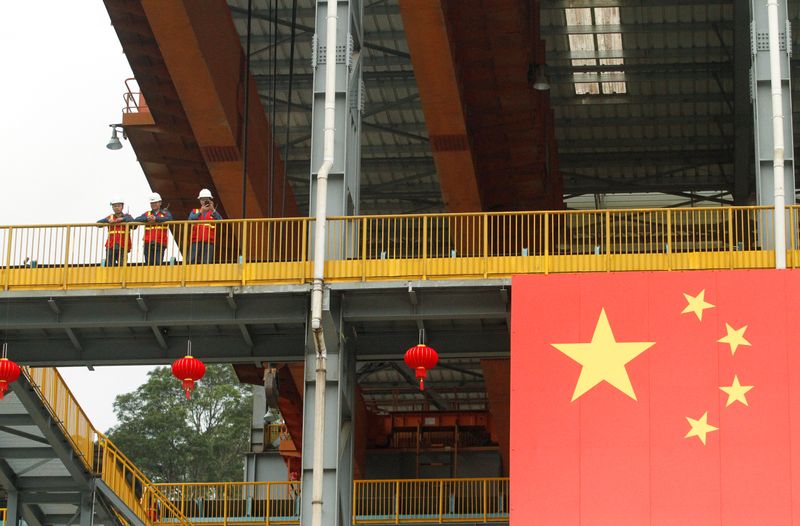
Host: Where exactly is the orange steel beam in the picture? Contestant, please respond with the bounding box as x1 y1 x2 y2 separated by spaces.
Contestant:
397 0 483 212
139 0 298 218
400 0 562 211
481 359 510 475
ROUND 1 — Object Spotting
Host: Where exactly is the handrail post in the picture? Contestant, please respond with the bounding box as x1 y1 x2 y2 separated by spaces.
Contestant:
422 216 428 279
482 214 489 278
62 226 71 289
483 479 487 523
395 481 400 524
223 484 229 526
791 206 797 267
543 213 549 275
121 223 130 288
181 221 190 287
605 210 612 271
265 482 271 525
351 481 357 526
180 484 185 519
728 207 735 269
301 218 309 284
241 221 249 286
438 480 444 523
5 227 13 290
361 216 368 282
665 209 672 271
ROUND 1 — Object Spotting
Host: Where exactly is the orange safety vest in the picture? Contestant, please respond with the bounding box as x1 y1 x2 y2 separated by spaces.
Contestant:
105 215 131 250
190 209 217 243
143 211 169 245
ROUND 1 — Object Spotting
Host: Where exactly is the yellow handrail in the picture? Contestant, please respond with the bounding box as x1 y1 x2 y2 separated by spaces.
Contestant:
20 367 191 526
22 368 96 470
0 206 792 290
154 482 301 525
352 478 509 524
1 507 5 526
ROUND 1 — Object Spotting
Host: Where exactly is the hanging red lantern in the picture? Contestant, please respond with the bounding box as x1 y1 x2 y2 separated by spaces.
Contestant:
171 353 206 399
0 357 20 400
404 343 438 391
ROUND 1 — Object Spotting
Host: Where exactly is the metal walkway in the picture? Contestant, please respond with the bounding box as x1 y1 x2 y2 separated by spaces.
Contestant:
0 206 794 292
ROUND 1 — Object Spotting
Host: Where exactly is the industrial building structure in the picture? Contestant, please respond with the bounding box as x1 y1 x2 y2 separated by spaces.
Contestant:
1 0 799 524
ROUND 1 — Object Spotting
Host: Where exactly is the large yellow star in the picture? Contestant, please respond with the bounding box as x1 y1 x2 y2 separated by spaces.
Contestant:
717 323 751 355
719 375 753 407
681 289 714 321
685 411 718 445
552 308 655 401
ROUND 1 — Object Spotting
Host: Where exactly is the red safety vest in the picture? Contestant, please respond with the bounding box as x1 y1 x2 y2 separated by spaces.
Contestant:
143 211 169 245
190 209 217 243
105 215 131 250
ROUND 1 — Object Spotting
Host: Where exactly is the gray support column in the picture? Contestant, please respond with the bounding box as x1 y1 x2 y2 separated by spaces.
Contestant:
300 291 355 526
309 0 363 220
6 490 19 526
79 494 92 526
734 0 753 203
751 0 795 206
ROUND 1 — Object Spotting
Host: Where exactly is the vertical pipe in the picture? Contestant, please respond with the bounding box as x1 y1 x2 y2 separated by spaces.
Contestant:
767 0 786 268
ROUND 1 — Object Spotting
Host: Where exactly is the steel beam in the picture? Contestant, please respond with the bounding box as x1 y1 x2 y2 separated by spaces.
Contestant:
734 0 753 202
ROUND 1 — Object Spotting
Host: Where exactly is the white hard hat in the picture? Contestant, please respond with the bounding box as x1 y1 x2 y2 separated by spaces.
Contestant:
197 188 213 199
149 192 162 203
110 198 124 205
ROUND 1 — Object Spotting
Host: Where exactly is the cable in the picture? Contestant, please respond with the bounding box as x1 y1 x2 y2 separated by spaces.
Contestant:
241 0 254 219
282 0 299 217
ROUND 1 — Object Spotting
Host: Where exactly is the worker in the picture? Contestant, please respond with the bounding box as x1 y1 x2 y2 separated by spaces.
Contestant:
97 198 133 267
134 193 173 265
188 189 222 264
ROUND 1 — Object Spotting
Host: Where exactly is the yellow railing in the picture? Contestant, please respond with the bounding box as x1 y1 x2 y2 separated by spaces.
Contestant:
20 367 190 526
266 423 289 448
0 206 795 291
1 507 5 526
154 482 301 525
352 478 509 524
22 368 96 470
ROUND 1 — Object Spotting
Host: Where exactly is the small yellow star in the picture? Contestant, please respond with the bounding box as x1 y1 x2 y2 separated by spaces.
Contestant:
717 323 751 355
552 308 655 401
685 412 718 445
719 375 754 407
681 289 714 321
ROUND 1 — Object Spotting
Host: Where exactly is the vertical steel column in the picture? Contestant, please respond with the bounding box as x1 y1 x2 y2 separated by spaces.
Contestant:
5 490 19 526
300 292 355 526
309 0 363 223
751 0 795 233
79 493 93 526
734 0 754 204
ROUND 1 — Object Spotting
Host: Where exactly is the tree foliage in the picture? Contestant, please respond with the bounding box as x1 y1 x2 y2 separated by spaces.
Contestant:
107 364 252 483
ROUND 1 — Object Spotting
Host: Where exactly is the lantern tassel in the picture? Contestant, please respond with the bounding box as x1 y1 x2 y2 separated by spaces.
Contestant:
182 379 195 399
419 378 424 391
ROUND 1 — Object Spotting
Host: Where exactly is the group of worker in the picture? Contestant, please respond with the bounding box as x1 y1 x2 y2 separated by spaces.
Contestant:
97 189 223 266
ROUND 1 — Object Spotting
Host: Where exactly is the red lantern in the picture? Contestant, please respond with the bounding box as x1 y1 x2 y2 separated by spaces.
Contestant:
0 357 21 400
171 355 206 399
404 344 438 391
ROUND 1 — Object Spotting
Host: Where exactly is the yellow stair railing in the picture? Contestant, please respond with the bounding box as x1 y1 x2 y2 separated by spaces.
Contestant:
1 507 6 525
1 205 795 291
352 478 509 524
155 482 301 525
21 367 190 526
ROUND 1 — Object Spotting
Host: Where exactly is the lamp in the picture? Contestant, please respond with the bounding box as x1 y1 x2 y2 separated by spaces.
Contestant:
529 63 550 91
106 125 124 150
264 407 279 424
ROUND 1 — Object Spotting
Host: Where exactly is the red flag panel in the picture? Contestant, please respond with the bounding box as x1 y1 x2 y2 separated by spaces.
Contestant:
511 269 800 525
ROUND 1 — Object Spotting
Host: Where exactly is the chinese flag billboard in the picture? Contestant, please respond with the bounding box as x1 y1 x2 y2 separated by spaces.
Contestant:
511 270 800 525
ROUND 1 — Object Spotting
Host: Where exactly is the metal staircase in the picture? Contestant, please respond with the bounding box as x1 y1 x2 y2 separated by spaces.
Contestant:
0 368 190 526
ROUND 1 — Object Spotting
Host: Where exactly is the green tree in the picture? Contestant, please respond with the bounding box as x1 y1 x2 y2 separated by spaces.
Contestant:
107 364 252 482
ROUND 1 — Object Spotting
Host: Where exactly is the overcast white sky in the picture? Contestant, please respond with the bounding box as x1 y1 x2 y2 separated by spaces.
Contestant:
0 3 159 432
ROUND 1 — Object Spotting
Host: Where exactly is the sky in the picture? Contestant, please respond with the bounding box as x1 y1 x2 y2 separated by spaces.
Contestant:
0 3 159 432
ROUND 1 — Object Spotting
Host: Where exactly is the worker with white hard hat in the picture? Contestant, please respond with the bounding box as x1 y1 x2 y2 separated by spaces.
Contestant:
97 197 134 267
134 192 173 265
188 188 223 264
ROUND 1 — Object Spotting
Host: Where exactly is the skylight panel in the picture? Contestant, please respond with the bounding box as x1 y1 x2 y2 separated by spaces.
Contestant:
565 7 627 95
